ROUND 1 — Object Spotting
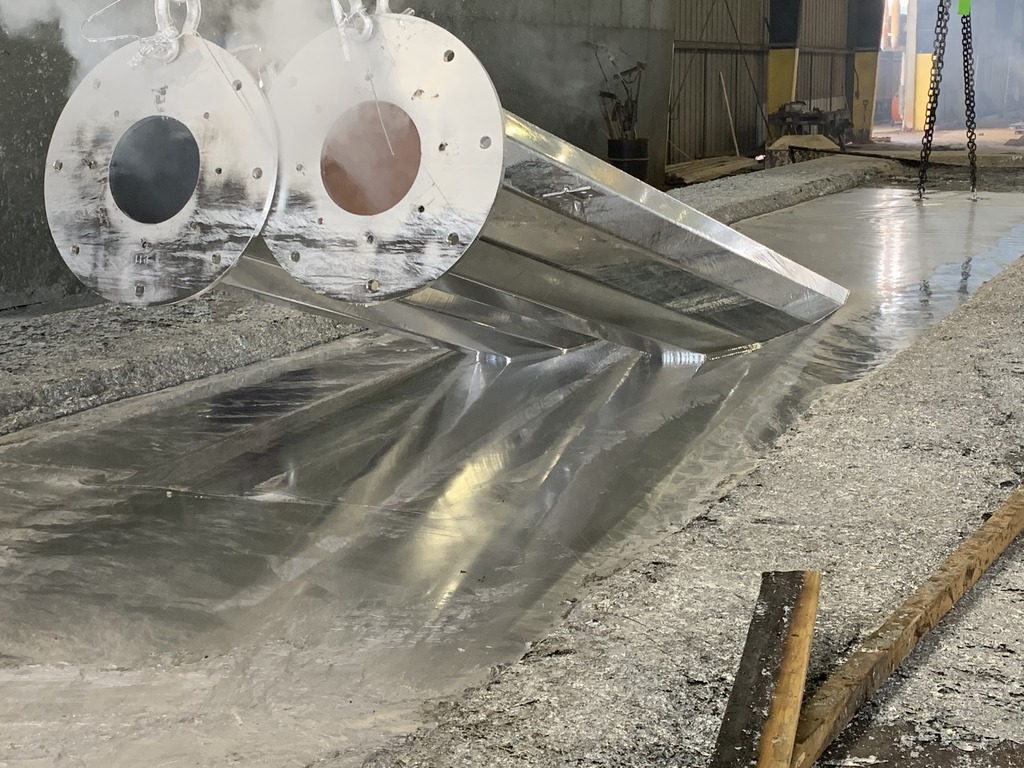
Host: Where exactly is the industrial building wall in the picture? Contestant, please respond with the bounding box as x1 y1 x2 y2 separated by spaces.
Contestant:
669 0 770 162
0 25 81 310
670 0 885 160
421 1 676 186
796 0 851 113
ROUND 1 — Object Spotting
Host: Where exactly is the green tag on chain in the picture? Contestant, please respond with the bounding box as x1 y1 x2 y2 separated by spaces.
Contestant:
959 0 971 14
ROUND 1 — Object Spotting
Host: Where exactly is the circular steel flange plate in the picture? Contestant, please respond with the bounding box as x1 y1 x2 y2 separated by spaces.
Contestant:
45 36 279 306
263 15 505 305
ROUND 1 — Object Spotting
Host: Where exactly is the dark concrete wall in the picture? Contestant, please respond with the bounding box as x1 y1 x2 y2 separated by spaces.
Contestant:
418 1 676 186
0 25 80 310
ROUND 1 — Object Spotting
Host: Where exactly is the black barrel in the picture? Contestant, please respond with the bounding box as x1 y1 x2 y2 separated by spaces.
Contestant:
607 138 649 182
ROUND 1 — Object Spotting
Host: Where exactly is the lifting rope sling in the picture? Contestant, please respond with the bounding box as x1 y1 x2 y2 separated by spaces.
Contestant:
918 0 978 200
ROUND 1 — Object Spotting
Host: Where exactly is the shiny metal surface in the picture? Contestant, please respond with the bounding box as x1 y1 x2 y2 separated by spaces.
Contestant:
2 189 1023 767
252 15 847 358
495 113 849 327
224 240 588 361
263 16 506 304
43 13 846 357
45 35 278 306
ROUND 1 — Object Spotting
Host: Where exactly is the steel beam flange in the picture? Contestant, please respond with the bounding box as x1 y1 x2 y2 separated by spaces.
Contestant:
45 36 278 306
263 14 505 304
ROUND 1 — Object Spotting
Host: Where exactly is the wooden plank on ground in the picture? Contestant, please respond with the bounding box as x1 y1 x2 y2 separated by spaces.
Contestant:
790 488 1024 768
759 571 821 767
709 571 822 768
665 156 760 186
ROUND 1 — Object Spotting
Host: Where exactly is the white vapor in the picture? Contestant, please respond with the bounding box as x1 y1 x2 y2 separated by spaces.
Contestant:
225 0 334 69
0 0 165 85
0 0 340 87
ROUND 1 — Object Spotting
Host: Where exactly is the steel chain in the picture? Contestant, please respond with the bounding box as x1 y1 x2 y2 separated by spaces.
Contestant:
962 13 978 197
918 0 952 200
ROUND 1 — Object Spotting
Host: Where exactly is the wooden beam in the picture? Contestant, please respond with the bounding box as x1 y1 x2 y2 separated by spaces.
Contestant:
710 571 822 768
791 489 1024 768
759 571 821 768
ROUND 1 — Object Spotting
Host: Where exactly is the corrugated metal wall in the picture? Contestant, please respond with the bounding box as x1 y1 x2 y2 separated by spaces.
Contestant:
800 0 848 48
674 0 767 45
670 0 871 163
796 51 849 111
670 0 770 161
795 0 850 110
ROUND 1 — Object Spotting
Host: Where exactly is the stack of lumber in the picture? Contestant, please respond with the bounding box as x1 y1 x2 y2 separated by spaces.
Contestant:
665 155 761 186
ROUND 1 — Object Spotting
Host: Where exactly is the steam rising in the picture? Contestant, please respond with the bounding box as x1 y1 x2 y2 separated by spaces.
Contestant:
225 0 334 69
1 2 165 82
0 0 336 85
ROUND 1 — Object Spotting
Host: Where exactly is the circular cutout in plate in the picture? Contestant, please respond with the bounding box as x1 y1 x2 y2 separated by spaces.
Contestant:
109 115 202 225
321 101 422 217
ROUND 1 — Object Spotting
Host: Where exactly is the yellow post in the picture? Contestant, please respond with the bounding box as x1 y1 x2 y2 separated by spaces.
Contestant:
914 53 934 130
852 51 881 141
767 48 800 138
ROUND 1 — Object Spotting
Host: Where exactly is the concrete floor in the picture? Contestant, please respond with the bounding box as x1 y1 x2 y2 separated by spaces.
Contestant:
1 164 1023 766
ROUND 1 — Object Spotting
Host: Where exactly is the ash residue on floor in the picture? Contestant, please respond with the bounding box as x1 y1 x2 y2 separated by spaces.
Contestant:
0 292 360 436
360 263 1024 764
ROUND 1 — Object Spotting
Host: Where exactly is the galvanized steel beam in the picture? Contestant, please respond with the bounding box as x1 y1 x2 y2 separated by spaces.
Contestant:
45 11 848 364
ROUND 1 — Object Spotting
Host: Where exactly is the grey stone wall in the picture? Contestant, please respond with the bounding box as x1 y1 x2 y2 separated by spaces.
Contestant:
0 25 80 310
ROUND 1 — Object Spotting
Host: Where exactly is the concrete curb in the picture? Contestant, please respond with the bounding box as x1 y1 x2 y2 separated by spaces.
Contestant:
0 292 362 436
669 155 902 224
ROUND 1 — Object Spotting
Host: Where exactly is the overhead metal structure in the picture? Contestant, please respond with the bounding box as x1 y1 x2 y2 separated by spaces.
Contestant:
45 0 848 363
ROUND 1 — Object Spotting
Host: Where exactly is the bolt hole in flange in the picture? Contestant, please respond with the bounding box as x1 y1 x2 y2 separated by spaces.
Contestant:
321 101 422 217
109 116 201 225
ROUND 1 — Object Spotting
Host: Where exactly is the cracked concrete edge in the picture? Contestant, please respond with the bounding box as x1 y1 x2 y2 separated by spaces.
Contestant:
669 155 903 224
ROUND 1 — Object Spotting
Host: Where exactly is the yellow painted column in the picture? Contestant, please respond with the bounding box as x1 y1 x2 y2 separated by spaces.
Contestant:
914 53 934 130
767 48 800 137
852 51 881 141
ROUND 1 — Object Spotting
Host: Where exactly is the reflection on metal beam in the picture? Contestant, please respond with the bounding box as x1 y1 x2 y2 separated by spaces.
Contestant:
44 10 848 363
